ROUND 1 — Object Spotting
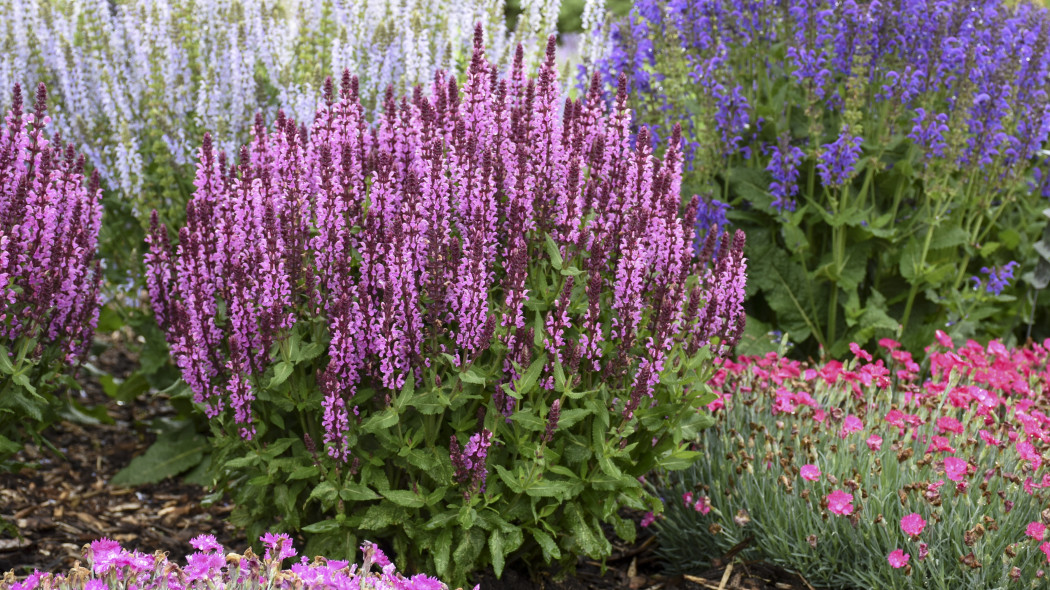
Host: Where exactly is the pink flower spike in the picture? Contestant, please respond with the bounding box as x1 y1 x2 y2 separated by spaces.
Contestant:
1029 522 1047 540
900 513 926 536
800 464 821 481
944 457 968 482
826 490 854 515
887 549 910 569
866 433 883 451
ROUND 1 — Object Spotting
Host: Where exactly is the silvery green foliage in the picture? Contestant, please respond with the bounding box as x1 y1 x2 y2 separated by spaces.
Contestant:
0 0 562 207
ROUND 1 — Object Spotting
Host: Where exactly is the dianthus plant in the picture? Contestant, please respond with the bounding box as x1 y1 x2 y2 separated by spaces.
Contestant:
4 534 474 590
588 0 1050 356
146 30 745 585
0 83 102 469
655 334 1050 589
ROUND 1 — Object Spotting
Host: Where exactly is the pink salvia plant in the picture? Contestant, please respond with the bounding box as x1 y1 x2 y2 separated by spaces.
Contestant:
145 27 747 450
0 83 102 363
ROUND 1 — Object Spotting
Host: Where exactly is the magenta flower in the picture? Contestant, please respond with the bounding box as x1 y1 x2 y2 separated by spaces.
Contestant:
87 538 123 574
1042 542 1050 563
189 534 223 553
944 456 968 482
800 464 821 481
936 416 964 435
640 511 656 527
260 532 296 562
839 414 863 438
887 549 910 569
900 513 926 537
1029 522 1048 540
826 490 854 515
693 497 711 514
866 433 883 451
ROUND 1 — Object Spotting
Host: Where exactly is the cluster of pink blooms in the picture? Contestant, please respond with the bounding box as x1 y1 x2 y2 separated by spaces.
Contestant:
0 83 102 363
2 534 472 590
145 27 748 459
689 331 1050 583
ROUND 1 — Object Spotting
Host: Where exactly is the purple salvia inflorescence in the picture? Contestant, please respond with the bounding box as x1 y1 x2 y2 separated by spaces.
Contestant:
0 83 102 366
767 135 806 212
148 29 748 461
817 125 863 188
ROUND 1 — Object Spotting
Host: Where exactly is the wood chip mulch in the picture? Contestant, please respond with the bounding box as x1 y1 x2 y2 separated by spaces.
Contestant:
0 340 814 590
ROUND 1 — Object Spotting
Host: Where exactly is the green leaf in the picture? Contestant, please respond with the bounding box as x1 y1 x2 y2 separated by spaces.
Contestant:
544 234 563 270
270 361 294 389
380 489 425 508
302 519 341 534
565 503 607 557
660 447 702 471
361 409 399 433
461 368 487 385
530 528 562 561
509 409 545 431
308 481 339 508
288 465 320 480
453 528 486 571
490 529 506 578
512 354 547 399
433 528 453 577
556 408 590 429
494 465 524 494
110 430 206 486
0 346 14 375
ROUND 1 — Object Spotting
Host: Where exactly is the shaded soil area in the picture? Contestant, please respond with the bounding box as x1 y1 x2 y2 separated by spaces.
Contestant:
0 341 815 590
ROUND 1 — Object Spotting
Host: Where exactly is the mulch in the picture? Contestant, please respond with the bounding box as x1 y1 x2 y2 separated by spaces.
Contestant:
0 340 814 590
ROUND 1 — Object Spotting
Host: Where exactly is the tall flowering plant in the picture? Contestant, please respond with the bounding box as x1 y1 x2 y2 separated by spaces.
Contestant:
587 0 1050 357
654 335 1050 589
0 0 563 300
146 29 745 584
0 83 102 467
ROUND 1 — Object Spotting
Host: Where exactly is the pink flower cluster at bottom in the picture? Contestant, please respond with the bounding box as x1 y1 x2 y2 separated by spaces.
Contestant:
4 534 472 590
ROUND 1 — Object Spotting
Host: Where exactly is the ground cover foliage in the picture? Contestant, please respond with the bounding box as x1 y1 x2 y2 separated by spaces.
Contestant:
4 0 1050 588
655 335 1050 589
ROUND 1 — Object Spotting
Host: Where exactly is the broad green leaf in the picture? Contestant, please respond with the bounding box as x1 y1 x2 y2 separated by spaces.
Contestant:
302 519 341 534
361 409 399 433
380 489 425 508
530 528 561 561
544 234 563 270
110 430 206 486
308 481 339 508
489 529 506 578
269 361 294 388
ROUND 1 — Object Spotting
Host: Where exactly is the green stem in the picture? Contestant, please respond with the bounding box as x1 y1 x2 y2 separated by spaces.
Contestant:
900 218 938 331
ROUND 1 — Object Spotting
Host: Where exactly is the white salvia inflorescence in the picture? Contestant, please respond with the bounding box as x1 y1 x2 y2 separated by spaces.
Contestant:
0 0 563 214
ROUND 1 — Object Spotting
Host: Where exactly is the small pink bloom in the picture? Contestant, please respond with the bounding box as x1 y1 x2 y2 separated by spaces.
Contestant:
1029 522 1047 540
682 492 694 506
849 342 873 361
936 416 964 435
693 497 711 514
1042 542 1050 563
640 512 655 528
900 513 926 536
935 330 954 348
800 464 821 481
917 542 929 561
826 490 854 515
887 549 910 568
878 338 901 351
840 415 864 438
866 434 883 451
944 456 968 482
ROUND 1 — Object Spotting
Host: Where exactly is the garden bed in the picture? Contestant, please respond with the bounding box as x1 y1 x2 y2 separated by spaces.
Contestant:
0 344 812 590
